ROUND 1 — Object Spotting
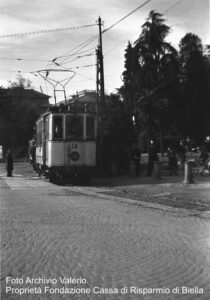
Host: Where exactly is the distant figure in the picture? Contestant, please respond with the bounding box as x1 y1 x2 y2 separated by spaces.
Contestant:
200 144 209 164
29 141 36 165
147 141 159 176
167 147 178 175
205 136 210 152
6 149 13 177
177 140 186 169
132 144 141 177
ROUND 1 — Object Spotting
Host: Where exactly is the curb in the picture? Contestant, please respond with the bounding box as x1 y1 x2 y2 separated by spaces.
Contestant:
70 186 210 219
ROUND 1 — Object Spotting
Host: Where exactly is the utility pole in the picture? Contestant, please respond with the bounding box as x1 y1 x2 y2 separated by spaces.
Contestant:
96 16 105 114
96 16 105 172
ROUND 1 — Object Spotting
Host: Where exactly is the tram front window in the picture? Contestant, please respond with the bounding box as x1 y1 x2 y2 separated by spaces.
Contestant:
53 116 63 139
66 115 83 140
86 117 95 140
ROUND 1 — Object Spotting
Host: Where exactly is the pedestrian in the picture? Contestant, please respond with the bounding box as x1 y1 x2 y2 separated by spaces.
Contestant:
147 141 159 176
132 143 141 177
6 149 14 177
199 144 209 164
29 141 36 166
167 146 178 175
177 140 186 169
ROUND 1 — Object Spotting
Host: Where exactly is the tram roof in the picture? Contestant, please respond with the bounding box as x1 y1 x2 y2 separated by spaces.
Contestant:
36 103 96 123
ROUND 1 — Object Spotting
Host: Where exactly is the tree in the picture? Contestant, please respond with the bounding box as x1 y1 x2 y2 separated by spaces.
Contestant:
103 93 134 173
178 33 210 142
0 88 13 153
119 42 141 147
0 76 38 156
120 10 179 152
9 74 33 89
120 42 139 116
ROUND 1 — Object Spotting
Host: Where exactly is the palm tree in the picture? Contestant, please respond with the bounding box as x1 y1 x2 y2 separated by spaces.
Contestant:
134 10 178 153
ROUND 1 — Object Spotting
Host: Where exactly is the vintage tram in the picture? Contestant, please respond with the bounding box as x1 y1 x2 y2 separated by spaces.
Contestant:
34 103 97 183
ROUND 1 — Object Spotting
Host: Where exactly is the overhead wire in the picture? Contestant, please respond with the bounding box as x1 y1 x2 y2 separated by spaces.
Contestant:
54 47 96 60
101 0 187 89
0 23 97 39
53 0 153 63
45 35 98 71
0 63 95 74
0 57 51 62
34 0 154 95
102 0 152 34
59 53 95 66
73 71 114 90
104 0 186 56
0 22 98 97
0 69 22 73
53 0 153 70
35 63 96 73
56 35 98 65
2 0 185 95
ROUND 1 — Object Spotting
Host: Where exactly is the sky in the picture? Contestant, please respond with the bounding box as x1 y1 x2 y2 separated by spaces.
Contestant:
0 0 209 103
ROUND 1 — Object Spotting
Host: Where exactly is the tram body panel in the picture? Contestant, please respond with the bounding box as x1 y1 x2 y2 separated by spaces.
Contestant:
63 141 86 166
35 146 44 165
47 141 65 166
84 142 96 166
47 141 96 167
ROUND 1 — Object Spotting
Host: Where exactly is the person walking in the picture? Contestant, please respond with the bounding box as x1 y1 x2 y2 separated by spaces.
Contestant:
6 149 13 177
199 144 209 164
147 141 159 176
177 140 186 169
132 144 141 177
167 146 178 175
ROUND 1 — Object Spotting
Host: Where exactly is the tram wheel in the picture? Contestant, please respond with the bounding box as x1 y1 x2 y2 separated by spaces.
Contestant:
56 171 64 185
49 170 56 183
49 170 64 185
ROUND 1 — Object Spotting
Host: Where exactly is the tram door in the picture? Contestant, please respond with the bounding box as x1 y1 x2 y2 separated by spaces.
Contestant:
43 116 49 166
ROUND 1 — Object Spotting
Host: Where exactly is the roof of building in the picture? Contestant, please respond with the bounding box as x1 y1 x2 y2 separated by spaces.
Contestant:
76 90 97 103
3 88 51 99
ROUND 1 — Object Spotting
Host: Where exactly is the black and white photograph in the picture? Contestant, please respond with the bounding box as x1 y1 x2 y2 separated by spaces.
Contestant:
0 0 210 299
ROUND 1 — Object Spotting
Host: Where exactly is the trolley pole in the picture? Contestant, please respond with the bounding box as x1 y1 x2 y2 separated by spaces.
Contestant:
96 16 105 172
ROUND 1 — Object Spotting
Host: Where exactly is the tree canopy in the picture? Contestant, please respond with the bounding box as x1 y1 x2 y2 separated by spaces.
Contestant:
0 76 39 156
119 11 210 152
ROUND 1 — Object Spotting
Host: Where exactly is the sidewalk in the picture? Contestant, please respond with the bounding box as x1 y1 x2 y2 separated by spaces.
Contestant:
92 171 210 212
1 162 210 212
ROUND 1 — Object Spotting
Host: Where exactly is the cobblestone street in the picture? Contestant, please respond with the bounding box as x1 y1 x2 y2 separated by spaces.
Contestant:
1 163 210 299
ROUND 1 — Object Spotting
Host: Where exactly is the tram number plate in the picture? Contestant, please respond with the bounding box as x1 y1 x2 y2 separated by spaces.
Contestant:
70 143 78 149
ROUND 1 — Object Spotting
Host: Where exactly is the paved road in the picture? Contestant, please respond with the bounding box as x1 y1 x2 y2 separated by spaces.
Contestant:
1 164 210 299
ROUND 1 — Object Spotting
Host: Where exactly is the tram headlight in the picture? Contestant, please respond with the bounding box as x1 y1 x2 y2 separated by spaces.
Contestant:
70 151 80 161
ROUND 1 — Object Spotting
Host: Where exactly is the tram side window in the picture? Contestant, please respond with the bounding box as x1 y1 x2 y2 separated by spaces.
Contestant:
36 120 43 146
44 117 49 140
86 117 95 140
66 115 83 140
53 116 63 139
